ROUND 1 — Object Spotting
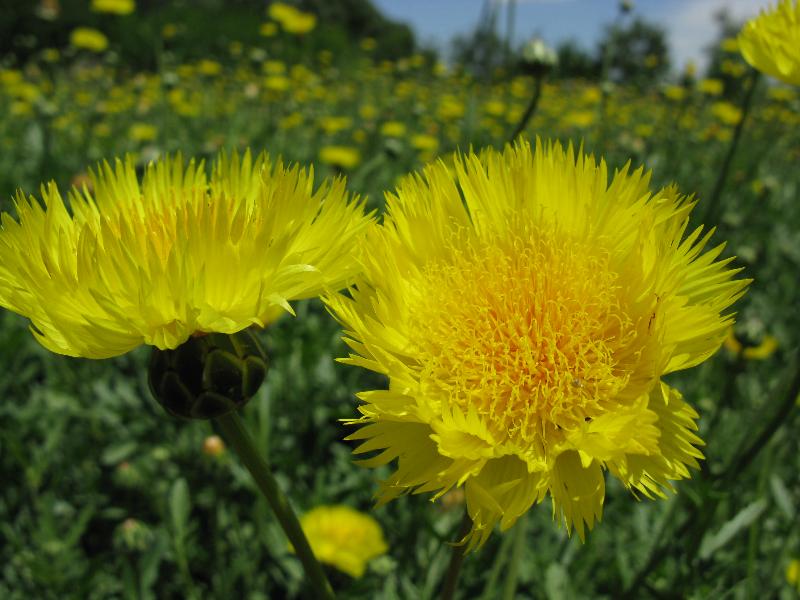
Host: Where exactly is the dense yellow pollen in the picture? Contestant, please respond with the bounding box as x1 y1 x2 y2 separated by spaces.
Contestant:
410 229 637 447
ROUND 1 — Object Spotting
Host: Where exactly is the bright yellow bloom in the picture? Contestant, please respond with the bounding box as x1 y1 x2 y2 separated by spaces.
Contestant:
297 505 388 578
725 330 779 360
698 78 724 96
0 151 370 358
91 0 135 15
128 123 157 142
70 28 109 53
711 101 743 125
325 140 749 548
380 121 407 138
788 559 800 591
319 146 361 170
738 0 800 85
269 2 317 34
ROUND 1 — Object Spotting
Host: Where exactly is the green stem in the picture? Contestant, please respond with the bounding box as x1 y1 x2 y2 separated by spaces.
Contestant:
441 511 472 600
703 69 760 225
216 411 335 600
718 350 800 484
508 74 543 143
501 513 528 600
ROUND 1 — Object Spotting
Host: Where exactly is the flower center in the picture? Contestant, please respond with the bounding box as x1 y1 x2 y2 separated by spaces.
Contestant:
410 229 640 449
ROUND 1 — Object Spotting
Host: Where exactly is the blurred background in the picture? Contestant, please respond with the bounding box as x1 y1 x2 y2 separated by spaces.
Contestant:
1 1 799 599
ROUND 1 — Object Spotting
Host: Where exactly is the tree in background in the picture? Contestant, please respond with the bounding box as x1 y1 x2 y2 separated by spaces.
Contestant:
553 39 600 80
597 17 670 87
704 8 750 97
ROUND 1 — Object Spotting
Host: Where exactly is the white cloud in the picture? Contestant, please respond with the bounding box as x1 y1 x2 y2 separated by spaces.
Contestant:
666 0 766 70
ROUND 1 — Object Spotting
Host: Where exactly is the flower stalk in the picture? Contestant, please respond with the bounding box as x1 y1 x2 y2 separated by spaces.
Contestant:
216 410 336 600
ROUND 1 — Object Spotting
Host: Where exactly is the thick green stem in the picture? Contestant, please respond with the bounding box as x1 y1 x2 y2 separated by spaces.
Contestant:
216 411 335 600
441 511 472 600
501 513 528 600
703 69 760 225
508 75 544 143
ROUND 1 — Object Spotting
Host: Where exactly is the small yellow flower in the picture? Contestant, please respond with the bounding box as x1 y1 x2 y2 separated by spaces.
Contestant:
744 335 779 359
721 37 740 53
380 121 407 138
410 133 439 152
0 151 371 358
202 435 225 457
259 22 278 37
319 145 361 169
664 85 688 101
269 2 316 35
698 78 724 96
787 559 800 590
197 59 222 76
91 0 135 15
297 506 387 578
711 101 743 125
325 140 749 548
70 27 109 53
738 0 800 85
129 123 157 142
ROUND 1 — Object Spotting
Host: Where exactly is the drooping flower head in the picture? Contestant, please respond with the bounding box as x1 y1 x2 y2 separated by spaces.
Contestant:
325 140 749 548
738 0 800 85
0 150 371 358
297 505 388 579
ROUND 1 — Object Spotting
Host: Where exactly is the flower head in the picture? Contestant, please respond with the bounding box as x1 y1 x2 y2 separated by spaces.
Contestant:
91 0 135 15
325 140 749 548
297 505 388 578
0 150 371 358
738 0 800 85
70 27 109 53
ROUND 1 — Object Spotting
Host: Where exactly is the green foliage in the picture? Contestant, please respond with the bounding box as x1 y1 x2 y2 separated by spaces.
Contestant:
1 3 800 599
598 17 671 87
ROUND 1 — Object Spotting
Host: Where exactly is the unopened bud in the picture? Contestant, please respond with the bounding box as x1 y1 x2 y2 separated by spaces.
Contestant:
148 329 267 420
203 434 226 457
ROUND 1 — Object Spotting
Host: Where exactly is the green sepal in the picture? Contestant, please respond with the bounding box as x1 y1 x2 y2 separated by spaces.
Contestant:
148 329 268 420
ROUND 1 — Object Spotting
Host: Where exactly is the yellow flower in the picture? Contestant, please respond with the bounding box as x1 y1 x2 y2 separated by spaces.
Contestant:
380 121 407 138
787 559 800 591
325 140 749 548
319 146 361 170
128 123 157 142
259 22 278 37
698 78 724 95
725 330 779 360
269 2 317 35
663 85 688 101
0 151 370 358
70 27 109 53
739 0 800 85
91 0 135 15
297 506 387 578
711 101 743 125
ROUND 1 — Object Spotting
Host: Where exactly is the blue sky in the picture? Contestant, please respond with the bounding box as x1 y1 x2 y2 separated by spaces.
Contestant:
372 0 768 71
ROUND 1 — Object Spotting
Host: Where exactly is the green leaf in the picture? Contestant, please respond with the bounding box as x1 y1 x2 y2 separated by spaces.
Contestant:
699 499 768 560
101 441 138 466
169 478 191 541
545 563 573 600
770 475 794 519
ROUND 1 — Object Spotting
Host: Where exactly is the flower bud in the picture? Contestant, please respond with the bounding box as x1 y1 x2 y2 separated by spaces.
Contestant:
202 434 226 457
148 329 267 419
521 38 558 76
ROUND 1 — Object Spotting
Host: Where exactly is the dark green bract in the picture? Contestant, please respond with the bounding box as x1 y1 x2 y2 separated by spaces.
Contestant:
148 330 268 420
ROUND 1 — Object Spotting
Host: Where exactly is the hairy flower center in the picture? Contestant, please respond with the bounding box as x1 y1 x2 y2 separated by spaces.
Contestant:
411 230 638 447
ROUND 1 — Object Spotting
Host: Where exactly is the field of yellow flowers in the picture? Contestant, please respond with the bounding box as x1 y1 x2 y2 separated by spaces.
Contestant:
1 2 800 599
